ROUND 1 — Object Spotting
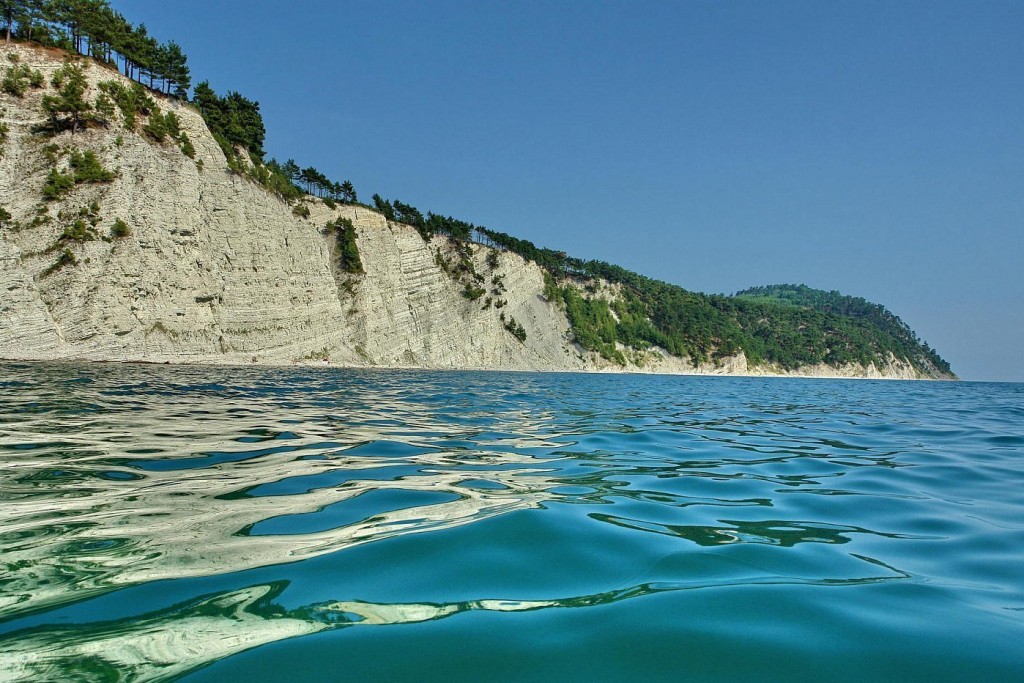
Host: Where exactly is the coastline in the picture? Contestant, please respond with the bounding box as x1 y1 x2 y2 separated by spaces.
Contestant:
0 355 953 381
0 41 953 383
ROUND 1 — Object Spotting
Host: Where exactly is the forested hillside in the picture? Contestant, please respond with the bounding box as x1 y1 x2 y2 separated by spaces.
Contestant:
734 285 952 374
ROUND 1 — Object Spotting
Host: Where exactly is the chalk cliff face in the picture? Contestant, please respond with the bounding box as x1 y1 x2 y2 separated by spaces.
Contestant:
0 44 933 378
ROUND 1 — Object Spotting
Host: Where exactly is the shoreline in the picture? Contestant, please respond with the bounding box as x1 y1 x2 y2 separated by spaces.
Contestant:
0 355 955 381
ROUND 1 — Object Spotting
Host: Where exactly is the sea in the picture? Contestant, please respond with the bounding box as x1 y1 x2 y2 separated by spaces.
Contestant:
0 361 1022 682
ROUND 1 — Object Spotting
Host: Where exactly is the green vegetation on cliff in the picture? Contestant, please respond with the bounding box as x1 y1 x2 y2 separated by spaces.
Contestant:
354 195 951 374
2 1 189 95
238 98 953 375
530 236 951 375
324 216 363 274
1 2 355 203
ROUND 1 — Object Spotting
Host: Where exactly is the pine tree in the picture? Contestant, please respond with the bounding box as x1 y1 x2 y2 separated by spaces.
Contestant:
299 167 317 195
162 40 189 97
341 180 357 203
10 0 44 43
1 1 20 43
282 159 301 183
372 194 396 221
42 61 91 133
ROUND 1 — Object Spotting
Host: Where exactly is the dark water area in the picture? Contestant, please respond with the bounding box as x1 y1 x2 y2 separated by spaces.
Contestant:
1 362 1022 681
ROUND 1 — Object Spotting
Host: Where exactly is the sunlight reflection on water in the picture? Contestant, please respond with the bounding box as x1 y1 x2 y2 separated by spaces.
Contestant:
1 363 1022 682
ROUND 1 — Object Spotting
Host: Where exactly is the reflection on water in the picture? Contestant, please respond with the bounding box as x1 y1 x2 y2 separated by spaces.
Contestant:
1 363 1023 682
0 366 563 622
3 555 915 683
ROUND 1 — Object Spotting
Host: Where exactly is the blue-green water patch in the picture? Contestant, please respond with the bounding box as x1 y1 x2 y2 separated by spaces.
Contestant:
0 364 1022 682
247 488 463 535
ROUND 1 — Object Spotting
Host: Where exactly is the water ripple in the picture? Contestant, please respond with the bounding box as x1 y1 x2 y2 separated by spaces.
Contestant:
1 363 1023 681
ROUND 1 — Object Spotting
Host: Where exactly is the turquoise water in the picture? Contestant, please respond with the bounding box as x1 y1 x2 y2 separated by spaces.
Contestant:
1 363 1022 681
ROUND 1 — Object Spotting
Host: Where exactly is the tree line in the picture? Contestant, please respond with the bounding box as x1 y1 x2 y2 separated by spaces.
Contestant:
2 0 190 96
279 160 356 203
1 2 362 205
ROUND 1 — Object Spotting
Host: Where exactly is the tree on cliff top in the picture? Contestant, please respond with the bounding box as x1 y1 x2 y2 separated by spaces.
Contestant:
2 1 17 43
372 194 396 221
340 180 357 203
193 80 265 159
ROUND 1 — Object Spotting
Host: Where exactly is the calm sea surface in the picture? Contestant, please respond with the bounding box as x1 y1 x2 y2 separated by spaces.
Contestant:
0 362 1022 681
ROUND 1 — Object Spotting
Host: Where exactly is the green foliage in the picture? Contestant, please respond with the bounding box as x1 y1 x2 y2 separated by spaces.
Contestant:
325 216 363 274
371 199 482 245
491 273 506 294
142 105 169 140
477 226 572 276
0 119 8 155
734 284 953 374
141 106 182 143
97 81 155 129
322 197 336 210
266 160 355 203
292 203 310 219
41 61 91 133
193 81 265 159
52 202 101 242
42 142 60 165
501 315 527 343
178 131 194 158
392 199 425 232
41 166 74 199
42 149 113 200
462 282 486 301
4 1 191 97
372 194 396 221
68 149 113 182
0 204 11 228
92 92 115 125
42 248 77 278
254 159 303 202
110 217 130 238
340 181 357 203
60 217 95 241
0 0 951 377
223 145 245 174
163 110 181 137
27 203 51 228
420 212 475 243
1 62 44 96
555 286 626 364
542 271 560 303
514 235 953 372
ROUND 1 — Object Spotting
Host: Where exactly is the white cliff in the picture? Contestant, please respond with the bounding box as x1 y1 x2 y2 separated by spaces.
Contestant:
0 44 933 379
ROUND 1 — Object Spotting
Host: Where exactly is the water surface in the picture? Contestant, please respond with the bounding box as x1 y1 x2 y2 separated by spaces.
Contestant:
1 363 1022 681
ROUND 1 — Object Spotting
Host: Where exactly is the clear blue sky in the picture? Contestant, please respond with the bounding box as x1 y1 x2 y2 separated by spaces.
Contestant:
111 0 1024 381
